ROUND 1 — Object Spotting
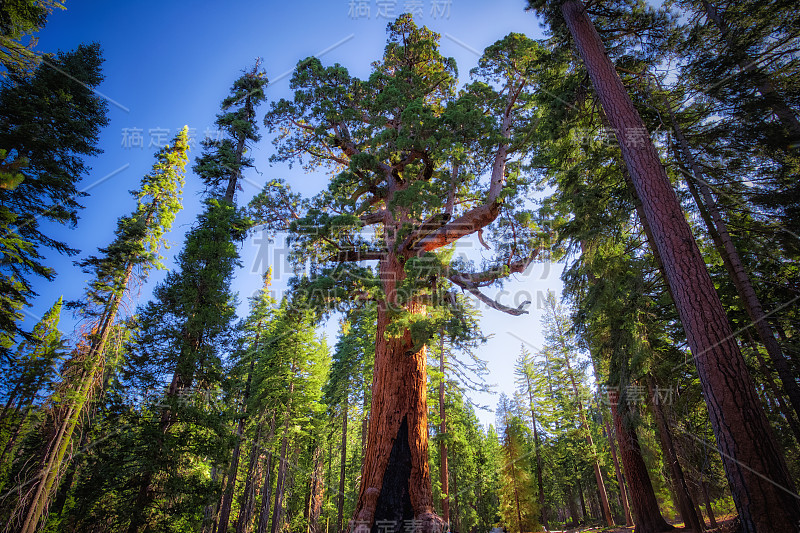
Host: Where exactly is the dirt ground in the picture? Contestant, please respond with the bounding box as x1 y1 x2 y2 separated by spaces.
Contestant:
547 515 739 533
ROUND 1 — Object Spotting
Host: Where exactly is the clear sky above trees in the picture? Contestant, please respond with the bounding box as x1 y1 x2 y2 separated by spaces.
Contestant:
27 0 561 426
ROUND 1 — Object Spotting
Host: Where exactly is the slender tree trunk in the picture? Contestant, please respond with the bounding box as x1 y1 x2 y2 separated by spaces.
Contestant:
664 89 800 428
220 362 256 533
451 472 460 533
203 466 220 533
351 254 439 532
16 266 132 533
235 421 264 533
0 400 32 467
327 431 334 531
699 0 800 139
647 376 703 532
524 374 548 530
551 305 614 528
438 334 450 526
224 90 255 203
510 458 523 533
566 485 579 528
256 416 277 533
337 395 349 533
50 425 91 517
128 341 199 533
743 333 800 444
608 389 673 533
701 481 717 529
308 443 325 533
270 375 295 533
605 420 633 527
559 2 800 530
575 465 587 523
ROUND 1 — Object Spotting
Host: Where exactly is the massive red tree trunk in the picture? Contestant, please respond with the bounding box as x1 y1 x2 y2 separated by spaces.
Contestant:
352 254 440 533
559 2 800 531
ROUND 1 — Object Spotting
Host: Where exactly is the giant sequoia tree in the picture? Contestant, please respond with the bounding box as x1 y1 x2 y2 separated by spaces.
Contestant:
263 17 546 531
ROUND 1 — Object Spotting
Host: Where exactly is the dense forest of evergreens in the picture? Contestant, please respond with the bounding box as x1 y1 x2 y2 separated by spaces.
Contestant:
1 1 799 533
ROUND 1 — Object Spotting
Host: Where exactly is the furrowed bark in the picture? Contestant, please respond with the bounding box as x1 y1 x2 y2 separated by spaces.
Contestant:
351 253 440 533
308 443 325 533
559 1 800 530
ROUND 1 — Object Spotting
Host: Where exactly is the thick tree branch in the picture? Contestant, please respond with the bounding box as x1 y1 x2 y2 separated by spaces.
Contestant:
359 211 385 226
414 83 522 253
397 212 452 253
446 249 539 288
450 282 529 316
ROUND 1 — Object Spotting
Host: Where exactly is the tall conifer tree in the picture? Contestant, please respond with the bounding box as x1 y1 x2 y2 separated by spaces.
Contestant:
6 128 189 533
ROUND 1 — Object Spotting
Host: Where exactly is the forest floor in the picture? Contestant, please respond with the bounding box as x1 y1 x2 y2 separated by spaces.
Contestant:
549 515 739 533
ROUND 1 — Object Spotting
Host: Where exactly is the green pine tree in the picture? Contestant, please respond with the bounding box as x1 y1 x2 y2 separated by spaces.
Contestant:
0 42 109 356
5 128 190 533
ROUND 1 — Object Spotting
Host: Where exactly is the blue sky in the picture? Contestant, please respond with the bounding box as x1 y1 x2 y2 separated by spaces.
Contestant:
27 0 568 427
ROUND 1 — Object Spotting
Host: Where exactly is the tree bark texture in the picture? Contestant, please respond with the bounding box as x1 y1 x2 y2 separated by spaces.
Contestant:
352 254 440 533
308 443 325 533
559 2 800 531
